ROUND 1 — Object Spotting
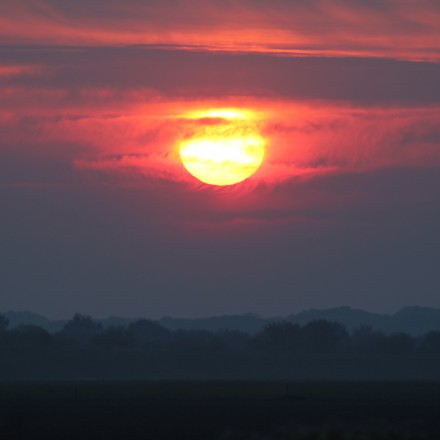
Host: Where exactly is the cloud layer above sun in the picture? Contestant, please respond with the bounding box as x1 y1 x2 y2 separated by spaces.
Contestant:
1 0 440 61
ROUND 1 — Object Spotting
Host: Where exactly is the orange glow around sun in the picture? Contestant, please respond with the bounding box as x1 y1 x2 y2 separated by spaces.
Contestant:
179 109 265 186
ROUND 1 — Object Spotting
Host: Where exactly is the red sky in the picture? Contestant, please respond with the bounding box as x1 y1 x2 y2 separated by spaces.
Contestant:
1 0 439 318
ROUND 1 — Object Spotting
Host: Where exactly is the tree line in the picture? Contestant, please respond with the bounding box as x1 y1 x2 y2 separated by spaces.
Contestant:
1 313 440 379
2 312 440 354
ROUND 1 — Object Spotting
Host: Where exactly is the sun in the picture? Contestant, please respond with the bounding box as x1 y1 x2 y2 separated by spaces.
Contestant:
179 109 265 186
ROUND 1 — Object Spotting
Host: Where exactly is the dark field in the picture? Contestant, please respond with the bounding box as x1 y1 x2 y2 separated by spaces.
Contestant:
1 381 440 439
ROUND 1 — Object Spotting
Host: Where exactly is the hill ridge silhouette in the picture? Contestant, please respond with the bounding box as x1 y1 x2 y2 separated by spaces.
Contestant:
4 306 440 335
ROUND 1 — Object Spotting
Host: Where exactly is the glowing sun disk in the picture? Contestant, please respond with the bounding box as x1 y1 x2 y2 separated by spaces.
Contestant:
179 110 265 186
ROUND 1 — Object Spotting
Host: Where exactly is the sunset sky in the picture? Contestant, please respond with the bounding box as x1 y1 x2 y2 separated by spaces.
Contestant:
1 0 440 319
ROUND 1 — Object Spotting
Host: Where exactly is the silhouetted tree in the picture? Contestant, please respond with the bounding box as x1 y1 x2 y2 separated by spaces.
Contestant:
0 315 9 332
8 325 52 349
127 319 170 345
420 331 440 354
217 330 251 351
252 322 302 351
60 313 102 344
301 320 349 353
93 326 135 349
351 325 388 354
385 332 414 354
170 329 224 351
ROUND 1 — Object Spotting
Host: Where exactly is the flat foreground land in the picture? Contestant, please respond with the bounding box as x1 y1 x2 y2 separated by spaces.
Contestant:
0 381 439 439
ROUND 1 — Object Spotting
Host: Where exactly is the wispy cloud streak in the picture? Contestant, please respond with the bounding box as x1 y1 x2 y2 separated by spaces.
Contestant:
0 0 439 60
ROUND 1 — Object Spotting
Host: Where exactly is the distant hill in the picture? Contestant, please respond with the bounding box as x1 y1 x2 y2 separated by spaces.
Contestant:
3 311 66 333
3 306 440 335
160 307 440 335
284 307 389 330
283 306 440 335
2 311 136 333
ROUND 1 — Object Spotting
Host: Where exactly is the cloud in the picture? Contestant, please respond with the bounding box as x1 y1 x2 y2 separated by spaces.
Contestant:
1 46 440 106
262 105 440 179
0 0 439 60
0 64 46 78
